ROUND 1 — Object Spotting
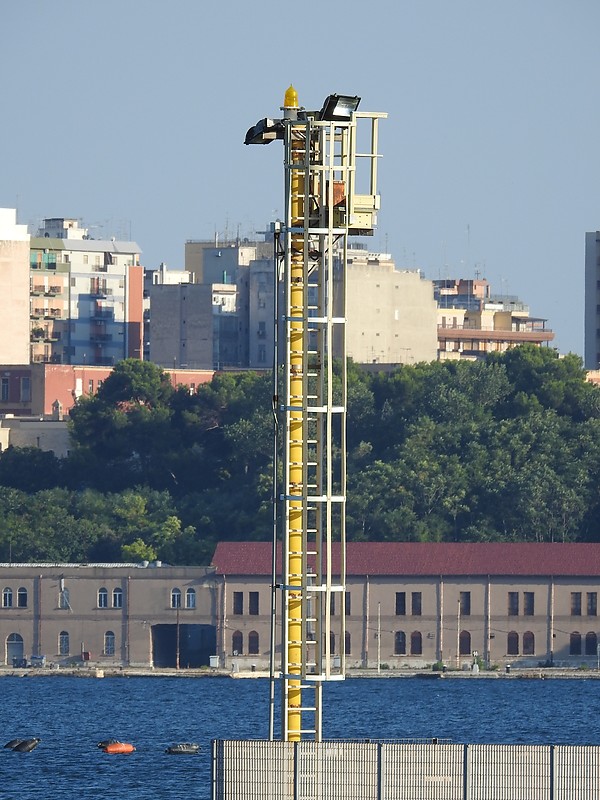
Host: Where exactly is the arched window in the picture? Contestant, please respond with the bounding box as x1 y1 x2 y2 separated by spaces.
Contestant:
97 587 108 608
523 631 535 656
104 631 115 656
507 631 519 655
185 588 196 609
345 631 351 655
394 631 406 655
459 630 471 655
59 631 69 656
248 630 259 655
585 631 598 656
112 588 123 608
171 588 182 609
232 630 243 656
2 587 13 608
17 587 27 608
410 631 422 655
570 631 582 656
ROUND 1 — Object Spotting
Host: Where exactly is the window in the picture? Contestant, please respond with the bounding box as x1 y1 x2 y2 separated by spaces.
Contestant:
88 379 94 394
395 592 406 616
97 587 108 608
258 345 266 363
1 378 8 401
345 592 351 616
58 588 71 610
171 588 182 609
233 592 243 615
459 630 471 655
411 592 422 616
571 592 582 616
248 631 259 655
232 630 243 655
20 377 31 403
59 588 70 609
508 592 519 616
249 592 259 616
112 588 123 608
104 631 115 656
17 587 27 608
410 631 422 655
524 592 535 616
459 591 471 616
585 631 597 656
59 631 69 656
330 632 336 655
570 631 582 655
185 588 196 609
587 592 597 616
523 631 535 655
2 587 13 608
394 631 406 655
345 631 351 655
507 631 519 655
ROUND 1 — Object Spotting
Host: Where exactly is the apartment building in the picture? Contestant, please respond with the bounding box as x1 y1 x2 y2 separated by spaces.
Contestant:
29 217 143 366
436 278 554 360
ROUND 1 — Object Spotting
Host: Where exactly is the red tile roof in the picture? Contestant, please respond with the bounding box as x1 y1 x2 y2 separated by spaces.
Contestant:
211 542 600 577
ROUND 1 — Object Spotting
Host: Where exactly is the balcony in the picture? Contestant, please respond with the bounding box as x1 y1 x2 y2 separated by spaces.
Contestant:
90 333 113 343
31 285 46 295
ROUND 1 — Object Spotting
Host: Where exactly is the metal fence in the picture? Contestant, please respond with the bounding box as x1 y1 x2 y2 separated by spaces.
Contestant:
212 740 600 800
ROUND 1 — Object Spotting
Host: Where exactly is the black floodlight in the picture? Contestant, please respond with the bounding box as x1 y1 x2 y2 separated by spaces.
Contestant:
318 94 361 121
244 118 284 145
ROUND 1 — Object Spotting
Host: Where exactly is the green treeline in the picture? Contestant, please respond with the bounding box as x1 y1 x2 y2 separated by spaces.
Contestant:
0 346 599 565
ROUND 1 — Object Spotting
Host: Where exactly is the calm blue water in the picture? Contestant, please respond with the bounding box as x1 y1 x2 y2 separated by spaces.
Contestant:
1 676 600 800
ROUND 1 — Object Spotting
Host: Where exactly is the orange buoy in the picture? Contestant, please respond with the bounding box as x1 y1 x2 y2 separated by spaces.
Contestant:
102 742 135 754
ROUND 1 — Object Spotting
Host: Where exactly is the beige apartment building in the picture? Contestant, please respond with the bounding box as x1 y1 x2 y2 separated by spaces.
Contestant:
3 543 599 671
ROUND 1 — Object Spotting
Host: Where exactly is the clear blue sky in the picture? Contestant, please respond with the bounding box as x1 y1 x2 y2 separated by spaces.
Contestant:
3 0 599 356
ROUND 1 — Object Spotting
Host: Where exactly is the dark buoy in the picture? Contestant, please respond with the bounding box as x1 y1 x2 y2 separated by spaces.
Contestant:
4 739 23 749
165 742 200 755
97 739 120 749
12 738 40 752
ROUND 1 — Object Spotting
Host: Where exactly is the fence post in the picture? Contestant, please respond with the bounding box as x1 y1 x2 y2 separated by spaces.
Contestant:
463 744 470 800
549 745 555 800
377 742 383 800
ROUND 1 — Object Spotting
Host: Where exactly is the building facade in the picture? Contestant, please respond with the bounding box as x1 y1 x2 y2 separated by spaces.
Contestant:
0 209 31 365
2 543 600 671
585 231 600 369
0 563 217 668
30 217 144 366
435 279 554 360
211 542 600 671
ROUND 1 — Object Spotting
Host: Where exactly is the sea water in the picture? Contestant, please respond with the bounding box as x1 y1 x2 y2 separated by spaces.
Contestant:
1 675 599 800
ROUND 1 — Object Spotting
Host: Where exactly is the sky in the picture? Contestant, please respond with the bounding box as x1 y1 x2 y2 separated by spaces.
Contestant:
2 0 599 357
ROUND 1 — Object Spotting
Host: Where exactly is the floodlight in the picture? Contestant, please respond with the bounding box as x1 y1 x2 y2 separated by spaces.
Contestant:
244 118 284 145
318 94 361 121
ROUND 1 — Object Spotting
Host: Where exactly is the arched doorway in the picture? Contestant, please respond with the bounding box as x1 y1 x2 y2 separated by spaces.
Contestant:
6 633 24 666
